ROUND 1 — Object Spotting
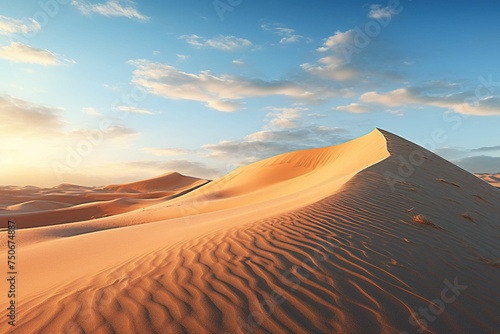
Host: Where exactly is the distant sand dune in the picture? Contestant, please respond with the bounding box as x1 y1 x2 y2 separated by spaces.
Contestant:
101 172 207 193
2 129 499 334
0 172 208 228
475 173 500 188
6 200 73 212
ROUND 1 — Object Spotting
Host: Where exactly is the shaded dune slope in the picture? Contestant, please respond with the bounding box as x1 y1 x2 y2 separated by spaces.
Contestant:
5 130 500 334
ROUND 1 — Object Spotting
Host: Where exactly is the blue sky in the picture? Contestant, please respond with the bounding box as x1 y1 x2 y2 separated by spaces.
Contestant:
1 0 499 186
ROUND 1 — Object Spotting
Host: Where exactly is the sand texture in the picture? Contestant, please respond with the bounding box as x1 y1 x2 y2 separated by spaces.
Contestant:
1 129 499 334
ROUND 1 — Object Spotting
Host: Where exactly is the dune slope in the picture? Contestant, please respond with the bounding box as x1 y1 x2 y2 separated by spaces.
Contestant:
2 129 500 334
0 172 208 229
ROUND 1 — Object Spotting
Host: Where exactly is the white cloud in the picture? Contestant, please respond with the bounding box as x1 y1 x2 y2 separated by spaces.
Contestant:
359 87 500 116
302 30 360 81
302 27 403 84
71 0 149 21
316 30 354 52
114 105 154 115
180 34 252 51
232 59 244 66
368 4 399 20
261 23 306 44
0 15 41 35
265 107 305 129
128 59 314 112
335 103 370 113
82 107 101 116
0 42 75 66
176 54 190 62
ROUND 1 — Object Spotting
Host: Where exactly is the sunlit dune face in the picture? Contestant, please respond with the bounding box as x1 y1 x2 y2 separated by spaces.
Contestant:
3 130 500 333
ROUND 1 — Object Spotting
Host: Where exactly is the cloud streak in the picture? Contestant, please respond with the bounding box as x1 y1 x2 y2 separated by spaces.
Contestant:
359 86 500 116
0 95 64 136
0 42 74 66
71 0 149 21
114 105 155 115
180 34 252 51
0 15 41 35
128 59 314 112
261 23 307 44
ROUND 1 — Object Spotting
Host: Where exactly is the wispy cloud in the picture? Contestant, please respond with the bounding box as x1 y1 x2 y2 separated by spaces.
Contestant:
0 15 41 35
0 95 64 136
335 103 370 113
471 145 500 153
261 23 307 44
152 106 348 172
0 42 75 66
71 0 149 21
114 105 154 115
204 125 350 166
264 107 306 129
180 34 252 51
128 59 314 112
359 86 500 115
368 4 399 20
82 107 101 116
301 30 361 81
307 113 328 119
176 54 190 62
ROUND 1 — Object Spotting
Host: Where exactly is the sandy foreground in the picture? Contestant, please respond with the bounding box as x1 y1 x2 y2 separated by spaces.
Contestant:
1 129 499 334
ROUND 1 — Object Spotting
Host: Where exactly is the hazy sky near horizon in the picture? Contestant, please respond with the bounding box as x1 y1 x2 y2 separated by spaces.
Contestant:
1 0 499 186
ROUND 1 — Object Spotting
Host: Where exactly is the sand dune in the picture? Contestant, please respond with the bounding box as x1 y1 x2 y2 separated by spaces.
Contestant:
101 172 207 193
2 129 499 334
475 173 500 188
6 200 73 212
0 172 208 229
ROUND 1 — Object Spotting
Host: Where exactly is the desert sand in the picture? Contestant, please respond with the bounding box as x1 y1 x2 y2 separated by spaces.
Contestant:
1 129 499 334
475 173 500 189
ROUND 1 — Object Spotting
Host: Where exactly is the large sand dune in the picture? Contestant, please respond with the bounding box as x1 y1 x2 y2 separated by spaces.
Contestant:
1 129 499 334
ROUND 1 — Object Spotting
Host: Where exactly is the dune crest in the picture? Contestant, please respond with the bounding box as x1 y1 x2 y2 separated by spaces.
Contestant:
2 129 499 334
102 172 207 193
